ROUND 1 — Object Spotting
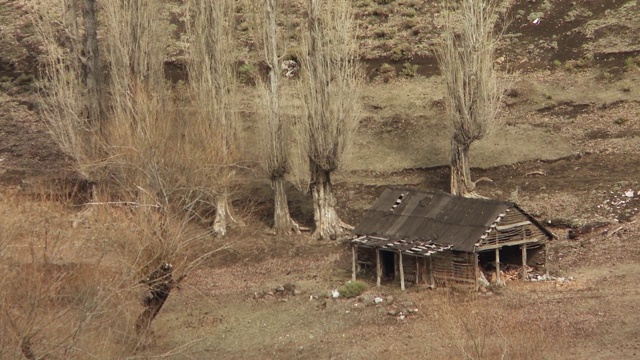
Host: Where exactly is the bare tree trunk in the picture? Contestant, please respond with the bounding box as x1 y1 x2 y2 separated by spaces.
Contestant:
82 0 102 127
135 263 176 335
450 139 472 196
310 161 350 240
213 192 230 237
273 176 300 234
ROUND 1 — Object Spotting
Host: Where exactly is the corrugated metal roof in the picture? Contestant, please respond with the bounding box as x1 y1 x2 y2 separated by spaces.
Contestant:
354 188 520 252
352 236 452 257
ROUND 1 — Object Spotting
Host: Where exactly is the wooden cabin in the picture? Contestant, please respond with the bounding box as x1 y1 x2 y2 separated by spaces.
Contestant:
350 188 555 291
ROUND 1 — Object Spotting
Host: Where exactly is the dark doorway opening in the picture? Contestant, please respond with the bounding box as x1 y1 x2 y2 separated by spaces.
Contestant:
381 251 395 280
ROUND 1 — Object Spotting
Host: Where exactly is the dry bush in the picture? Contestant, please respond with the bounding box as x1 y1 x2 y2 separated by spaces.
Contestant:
429 293 566 360
0 194 120 359
0 188 224 359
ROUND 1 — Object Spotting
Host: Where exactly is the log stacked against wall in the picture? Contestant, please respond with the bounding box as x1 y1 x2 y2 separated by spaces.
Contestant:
431 251 475 289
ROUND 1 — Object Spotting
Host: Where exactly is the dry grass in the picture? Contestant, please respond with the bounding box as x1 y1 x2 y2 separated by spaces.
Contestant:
425 292 567 360
0 185 225 359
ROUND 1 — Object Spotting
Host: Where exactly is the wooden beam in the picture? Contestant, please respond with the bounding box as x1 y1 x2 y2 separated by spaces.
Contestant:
351 245 357 281
496 221 531 231
521 244 528 280
415 256 420 284
477 238 539 251
376 248 381 287
398 251 405 291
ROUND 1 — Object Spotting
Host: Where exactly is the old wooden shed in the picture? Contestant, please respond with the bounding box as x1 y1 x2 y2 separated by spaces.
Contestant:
350 188 554 291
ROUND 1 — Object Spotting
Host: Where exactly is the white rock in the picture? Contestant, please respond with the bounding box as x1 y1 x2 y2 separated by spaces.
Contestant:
625 190 634 198
374 297 383 304
331 289 339 298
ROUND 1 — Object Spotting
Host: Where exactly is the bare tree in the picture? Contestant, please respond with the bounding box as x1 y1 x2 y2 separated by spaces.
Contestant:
82 0 102 125
250 0 302 234
186 0 239 237
436 0 504 197
34 0 104 183
300 0 362 240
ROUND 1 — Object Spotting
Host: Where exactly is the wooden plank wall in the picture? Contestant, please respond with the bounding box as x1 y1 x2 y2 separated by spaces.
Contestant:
431 251 476 289
493 209 547 243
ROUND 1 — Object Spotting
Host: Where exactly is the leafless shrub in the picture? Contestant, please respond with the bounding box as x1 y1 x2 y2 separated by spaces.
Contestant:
431 293 567 360
0 186 226 359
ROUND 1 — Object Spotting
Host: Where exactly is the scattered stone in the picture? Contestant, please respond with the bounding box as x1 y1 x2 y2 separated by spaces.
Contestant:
388 309 397 316
385 295 394 304
407 308 419 314
275 285 285 292
374 297 384 304
293 289 302 296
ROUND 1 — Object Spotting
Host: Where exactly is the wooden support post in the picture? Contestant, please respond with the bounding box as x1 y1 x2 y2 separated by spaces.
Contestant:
474 253 479 291
521 244 528 280
415 256 420 284
495 247 501 285
351 245 357 281
398 251 405 291
428 256 435 287
376 249 381 287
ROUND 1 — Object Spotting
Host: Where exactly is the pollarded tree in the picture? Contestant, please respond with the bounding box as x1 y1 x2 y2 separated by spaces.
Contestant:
436 0 505 197
187 0 239 237
253 0 301 234
301 0 362 240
